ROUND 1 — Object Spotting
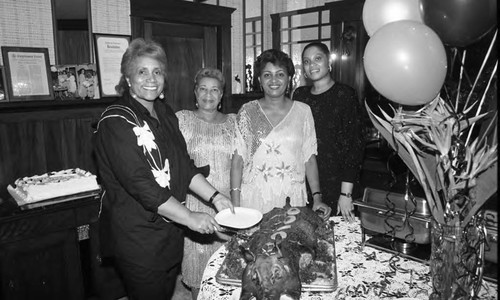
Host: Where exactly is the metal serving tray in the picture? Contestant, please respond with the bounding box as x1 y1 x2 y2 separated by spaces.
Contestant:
354 188 432 244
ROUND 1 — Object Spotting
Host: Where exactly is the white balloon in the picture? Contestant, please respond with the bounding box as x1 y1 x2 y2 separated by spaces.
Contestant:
362 0 423 36
363 20 447 106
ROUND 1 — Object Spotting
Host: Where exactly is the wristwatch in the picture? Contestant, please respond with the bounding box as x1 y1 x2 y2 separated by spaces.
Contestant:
340 192 352 198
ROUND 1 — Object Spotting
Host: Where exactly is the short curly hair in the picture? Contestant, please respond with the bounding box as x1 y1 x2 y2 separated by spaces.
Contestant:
253 49 295 79
193 67 225 90
115 38 167 96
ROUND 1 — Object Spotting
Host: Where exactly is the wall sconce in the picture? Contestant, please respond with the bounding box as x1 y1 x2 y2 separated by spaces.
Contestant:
331 26 357 61
341 26 357 59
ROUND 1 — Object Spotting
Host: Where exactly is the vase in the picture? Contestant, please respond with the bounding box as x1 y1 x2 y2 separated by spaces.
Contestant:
429 215 486 299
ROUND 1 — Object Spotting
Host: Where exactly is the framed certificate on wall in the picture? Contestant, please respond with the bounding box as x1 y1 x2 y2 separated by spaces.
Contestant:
94 33 130 97
1 47 54 101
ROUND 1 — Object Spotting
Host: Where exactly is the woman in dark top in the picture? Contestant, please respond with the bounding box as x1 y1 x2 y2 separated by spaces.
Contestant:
94 38 233 300
292 42 365 223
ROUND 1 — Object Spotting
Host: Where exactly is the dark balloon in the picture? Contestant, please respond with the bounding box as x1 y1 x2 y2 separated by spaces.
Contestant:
420 0 497 48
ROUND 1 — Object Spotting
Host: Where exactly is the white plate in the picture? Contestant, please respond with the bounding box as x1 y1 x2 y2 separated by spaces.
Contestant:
215 207 263 229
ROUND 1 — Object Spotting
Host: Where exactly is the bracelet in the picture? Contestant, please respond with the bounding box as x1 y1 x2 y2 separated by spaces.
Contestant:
312 191 322 197
209 191 219 203
230 187 241 192
340 192 352 198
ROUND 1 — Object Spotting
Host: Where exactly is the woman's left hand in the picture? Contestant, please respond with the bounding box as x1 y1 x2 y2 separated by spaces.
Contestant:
312 199 332 222
212 193 234 213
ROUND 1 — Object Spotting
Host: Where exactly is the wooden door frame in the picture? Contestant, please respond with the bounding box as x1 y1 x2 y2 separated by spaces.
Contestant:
326 0 368 103
130 1 235 112
270 0 368 103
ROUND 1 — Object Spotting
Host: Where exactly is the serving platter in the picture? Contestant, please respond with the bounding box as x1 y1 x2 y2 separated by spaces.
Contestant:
215 229 337 293
215 269 335 292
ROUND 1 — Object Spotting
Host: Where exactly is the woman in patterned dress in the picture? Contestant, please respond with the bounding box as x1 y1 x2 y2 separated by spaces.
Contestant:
176 67 236 300
230 49 332 220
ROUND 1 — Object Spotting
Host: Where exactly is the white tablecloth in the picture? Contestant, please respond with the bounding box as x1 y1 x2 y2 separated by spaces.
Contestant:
198 217 498 300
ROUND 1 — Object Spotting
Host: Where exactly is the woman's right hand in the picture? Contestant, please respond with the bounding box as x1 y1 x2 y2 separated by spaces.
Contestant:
337 195 355 223
187 212 222 234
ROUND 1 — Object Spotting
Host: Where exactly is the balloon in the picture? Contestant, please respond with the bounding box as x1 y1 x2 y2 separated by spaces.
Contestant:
420 0 497 47
363 21 447 106
362 0 423 37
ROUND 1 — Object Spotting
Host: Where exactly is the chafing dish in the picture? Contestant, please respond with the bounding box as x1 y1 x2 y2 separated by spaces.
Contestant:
354 188 432 244
485 209 498 264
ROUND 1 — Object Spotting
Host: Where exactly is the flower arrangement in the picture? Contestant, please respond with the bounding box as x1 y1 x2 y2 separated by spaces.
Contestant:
360 1 496 297
366 97 497 226
366 76 496 297
365 32 497 228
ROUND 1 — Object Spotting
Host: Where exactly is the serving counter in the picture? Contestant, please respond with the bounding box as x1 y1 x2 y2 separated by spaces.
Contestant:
199 216 498 300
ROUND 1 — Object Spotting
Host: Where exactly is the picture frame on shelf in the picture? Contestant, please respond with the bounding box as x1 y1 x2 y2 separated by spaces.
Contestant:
52 64 79 100
93 33 130 97
0 47 54 101
76 63 100 100
0 66 7 102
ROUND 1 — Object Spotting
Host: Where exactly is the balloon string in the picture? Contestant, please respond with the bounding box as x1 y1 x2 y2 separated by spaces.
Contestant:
380 144 400 241
465 60 498 145
463 29 497 110
402 173 417 243
455 49 466 110
449 47 458 76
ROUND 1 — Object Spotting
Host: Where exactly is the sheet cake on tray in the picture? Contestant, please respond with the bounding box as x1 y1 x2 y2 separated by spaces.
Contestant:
7 168 101 209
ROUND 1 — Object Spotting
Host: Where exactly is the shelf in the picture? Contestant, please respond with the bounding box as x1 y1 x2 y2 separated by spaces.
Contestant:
0 97 117 113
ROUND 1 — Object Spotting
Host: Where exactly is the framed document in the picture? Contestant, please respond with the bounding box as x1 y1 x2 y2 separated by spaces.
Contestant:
94 33 130 97
1 47 54 101
0 66 7 101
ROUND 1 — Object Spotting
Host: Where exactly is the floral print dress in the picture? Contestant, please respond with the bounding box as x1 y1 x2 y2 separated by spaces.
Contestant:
235 100 317 213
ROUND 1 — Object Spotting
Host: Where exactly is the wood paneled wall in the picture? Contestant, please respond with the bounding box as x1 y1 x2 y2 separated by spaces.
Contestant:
56 30 91 65
0 103 111 201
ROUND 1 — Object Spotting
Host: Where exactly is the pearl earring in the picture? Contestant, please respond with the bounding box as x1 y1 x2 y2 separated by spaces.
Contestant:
159 92 164 99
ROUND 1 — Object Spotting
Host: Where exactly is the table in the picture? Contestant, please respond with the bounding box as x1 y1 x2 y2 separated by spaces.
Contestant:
199 217 498 300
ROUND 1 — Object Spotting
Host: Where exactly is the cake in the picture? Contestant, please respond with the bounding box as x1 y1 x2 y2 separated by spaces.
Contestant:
216 201 337 300
7 168 100 205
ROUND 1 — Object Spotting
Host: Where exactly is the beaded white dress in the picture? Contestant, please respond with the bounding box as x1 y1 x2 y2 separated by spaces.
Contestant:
235 100 318 214
176 110 236 288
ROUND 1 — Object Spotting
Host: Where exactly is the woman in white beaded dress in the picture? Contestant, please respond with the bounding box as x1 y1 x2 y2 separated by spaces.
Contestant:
176 67 236 300
230 49 332 220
